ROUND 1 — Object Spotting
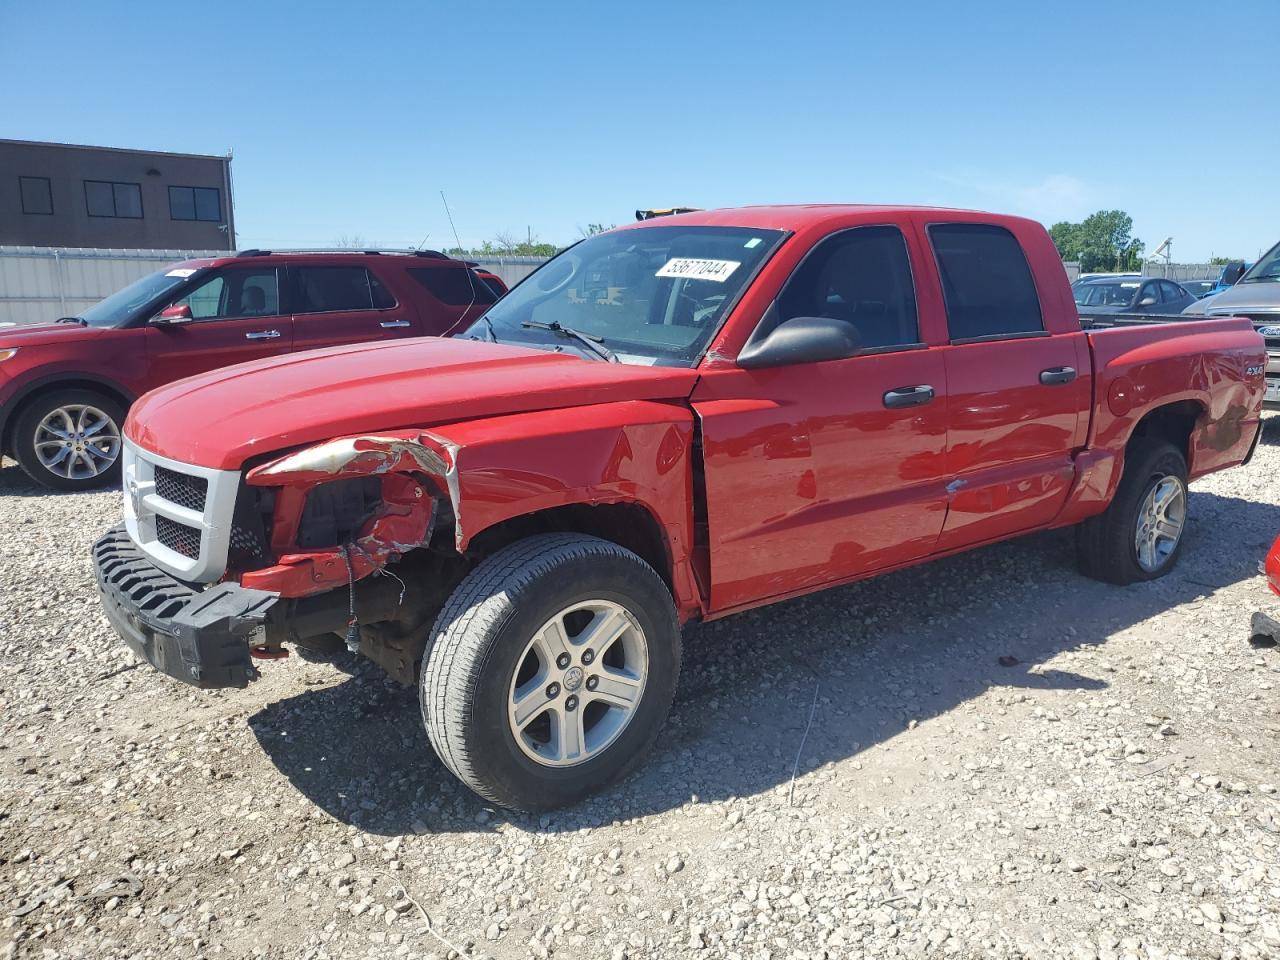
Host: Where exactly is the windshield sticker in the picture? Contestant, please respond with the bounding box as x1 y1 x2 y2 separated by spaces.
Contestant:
1120 282 1140 287
656 258 741 283
744 237 763 249
165 268 198 278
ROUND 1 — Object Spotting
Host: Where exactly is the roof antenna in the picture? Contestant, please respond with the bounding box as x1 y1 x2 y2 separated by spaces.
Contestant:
438 190 481 337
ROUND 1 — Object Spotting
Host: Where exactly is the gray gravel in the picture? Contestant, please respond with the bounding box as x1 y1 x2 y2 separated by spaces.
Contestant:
2 422 1279 960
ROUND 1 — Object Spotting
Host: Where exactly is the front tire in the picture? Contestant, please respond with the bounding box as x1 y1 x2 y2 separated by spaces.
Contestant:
12 389 125 492
421 534 681 812
1076 438 1189 585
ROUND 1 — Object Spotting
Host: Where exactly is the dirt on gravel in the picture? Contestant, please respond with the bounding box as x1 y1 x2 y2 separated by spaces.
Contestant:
1 423 1279 960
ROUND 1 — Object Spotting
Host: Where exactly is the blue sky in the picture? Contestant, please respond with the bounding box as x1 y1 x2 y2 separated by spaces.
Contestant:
3 1 1276 260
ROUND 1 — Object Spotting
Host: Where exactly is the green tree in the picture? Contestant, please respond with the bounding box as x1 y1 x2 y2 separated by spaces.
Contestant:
1049 210 1144 272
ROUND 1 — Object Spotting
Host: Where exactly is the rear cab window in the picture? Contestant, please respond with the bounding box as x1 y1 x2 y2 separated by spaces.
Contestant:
291 266 396 313
928 223 1044 342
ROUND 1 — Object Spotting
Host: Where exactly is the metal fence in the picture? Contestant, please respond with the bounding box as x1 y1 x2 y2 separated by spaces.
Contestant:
0 246 550 327
1140 262 1221 282
0 245 230 326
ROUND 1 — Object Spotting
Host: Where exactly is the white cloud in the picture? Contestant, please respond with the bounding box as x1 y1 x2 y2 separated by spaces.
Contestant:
931 172 1097 222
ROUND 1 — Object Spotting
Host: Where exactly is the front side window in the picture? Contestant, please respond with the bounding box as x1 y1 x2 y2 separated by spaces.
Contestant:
929 223 1043 340
1159 281 1184 302
172 269 279 320
19 176 53 215
85 180 143 219
775 226 918 349
169 185 222 222
292 267 395 313
468 225 785 365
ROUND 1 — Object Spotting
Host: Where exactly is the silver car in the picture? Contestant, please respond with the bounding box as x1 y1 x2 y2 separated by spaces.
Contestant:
1185 240 1280 407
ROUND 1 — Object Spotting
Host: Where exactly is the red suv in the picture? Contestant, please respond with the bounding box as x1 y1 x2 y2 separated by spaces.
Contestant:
0 249 503 490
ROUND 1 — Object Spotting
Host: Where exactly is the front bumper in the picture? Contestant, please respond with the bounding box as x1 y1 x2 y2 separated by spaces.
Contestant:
92 526 278 688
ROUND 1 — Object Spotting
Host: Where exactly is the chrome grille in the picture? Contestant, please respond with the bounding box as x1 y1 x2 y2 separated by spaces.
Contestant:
154 466 209 512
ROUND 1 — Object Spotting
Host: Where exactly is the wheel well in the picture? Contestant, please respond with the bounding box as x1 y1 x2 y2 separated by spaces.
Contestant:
1127 400 1202 464
464 502 674 594
2 379 132 454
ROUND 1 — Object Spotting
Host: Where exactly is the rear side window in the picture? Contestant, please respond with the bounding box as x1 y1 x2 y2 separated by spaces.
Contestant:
775 225 919 349
407 266 497 306
929 224 1043 341
292 267 396 313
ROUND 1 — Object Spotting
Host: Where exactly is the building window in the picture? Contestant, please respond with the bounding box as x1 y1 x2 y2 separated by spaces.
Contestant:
168 185 222 222
19 176 53 215
85 180 143 219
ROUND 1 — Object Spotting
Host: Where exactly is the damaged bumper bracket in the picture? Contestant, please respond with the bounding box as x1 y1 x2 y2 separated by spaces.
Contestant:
93 526 279 689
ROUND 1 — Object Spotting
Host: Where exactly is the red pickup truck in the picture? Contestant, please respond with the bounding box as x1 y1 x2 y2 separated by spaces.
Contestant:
93 206 1265 811
0 249 500 490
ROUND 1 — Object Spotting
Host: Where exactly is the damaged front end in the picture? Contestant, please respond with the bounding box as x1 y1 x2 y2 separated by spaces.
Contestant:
95 432 462 688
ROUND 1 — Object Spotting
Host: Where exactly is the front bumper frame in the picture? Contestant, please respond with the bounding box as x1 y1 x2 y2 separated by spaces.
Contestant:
93 526 278 688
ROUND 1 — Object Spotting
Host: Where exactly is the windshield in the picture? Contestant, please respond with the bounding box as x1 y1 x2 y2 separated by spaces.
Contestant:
1241 241 1280 283
466 225 786 365
79 267 202 328
1073 281 1140 307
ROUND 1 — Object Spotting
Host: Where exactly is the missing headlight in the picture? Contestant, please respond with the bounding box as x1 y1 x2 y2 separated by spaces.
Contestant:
297 476 384 548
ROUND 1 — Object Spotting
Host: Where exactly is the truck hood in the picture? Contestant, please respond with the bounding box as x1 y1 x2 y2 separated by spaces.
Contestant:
0 322 106 347
126 337 700 470
1183 281 1280 316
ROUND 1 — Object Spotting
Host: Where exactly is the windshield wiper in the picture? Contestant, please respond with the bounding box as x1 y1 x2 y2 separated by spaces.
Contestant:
521 320 618 362
470 316 500 343
1240 276 1278 283
55 316 87 325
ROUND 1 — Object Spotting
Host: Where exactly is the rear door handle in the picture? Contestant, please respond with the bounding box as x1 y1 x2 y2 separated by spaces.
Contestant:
883 384 935 409
380 320 411 329
245 329 281 340
1040 366 1077 385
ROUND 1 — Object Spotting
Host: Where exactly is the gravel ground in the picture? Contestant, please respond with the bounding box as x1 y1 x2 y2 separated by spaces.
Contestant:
2 424 1279 960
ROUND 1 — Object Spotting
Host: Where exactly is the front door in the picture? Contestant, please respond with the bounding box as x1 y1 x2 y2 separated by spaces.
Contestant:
694 225 949 613
920 220 1088 551
143 266 293 390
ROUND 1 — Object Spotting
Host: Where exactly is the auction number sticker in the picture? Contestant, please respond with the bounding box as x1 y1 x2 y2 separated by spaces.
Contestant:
165 268 198 278
656 258 741 283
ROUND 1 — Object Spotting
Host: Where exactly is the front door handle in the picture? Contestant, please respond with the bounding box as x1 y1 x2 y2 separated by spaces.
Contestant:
380 320 411 329
245 329 281 340
1040 366 1077 385
883 384 935 409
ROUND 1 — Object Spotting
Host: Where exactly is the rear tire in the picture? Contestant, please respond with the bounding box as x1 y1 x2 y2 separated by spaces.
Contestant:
1076 438 1188 585
12 389 125 492
421 534 681 812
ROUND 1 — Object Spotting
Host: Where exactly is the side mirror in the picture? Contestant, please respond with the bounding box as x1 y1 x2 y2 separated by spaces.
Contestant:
737 314 861 369
1137 296 1158 308
151 303 193 325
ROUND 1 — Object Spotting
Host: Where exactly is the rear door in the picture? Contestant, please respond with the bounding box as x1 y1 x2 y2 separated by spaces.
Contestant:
917 218 1089 551
142 266 293 388
288 263 417 350
693 223 950 612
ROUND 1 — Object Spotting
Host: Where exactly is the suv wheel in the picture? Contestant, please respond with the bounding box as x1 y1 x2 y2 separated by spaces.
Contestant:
1076 438 1189 584
421 534 681 811
13 389 125 491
